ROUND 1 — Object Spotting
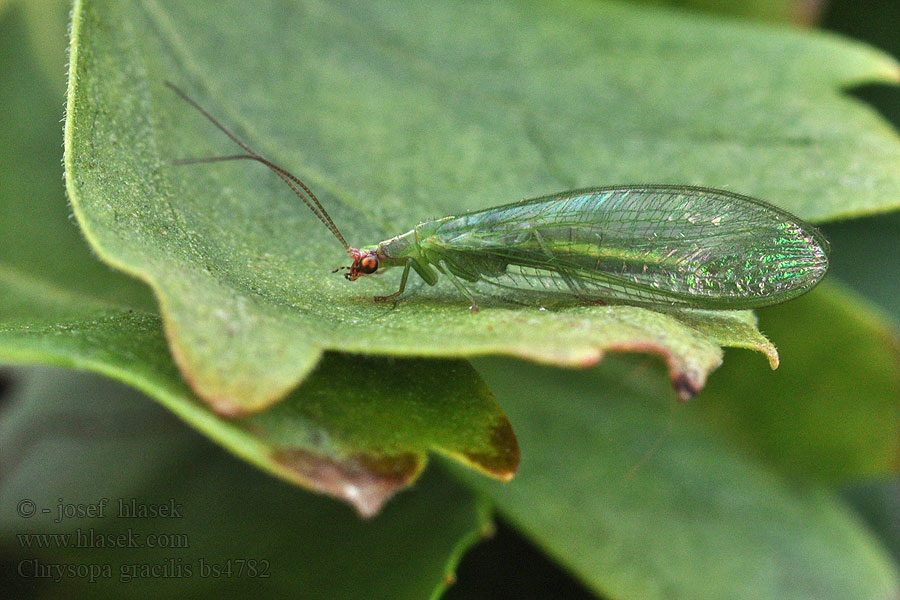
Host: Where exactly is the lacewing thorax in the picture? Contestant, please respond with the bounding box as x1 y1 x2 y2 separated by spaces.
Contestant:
166 82 829 312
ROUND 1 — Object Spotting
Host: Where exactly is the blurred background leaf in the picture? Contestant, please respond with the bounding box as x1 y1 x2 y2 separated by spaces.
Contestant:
821 0 900 324
0 367 492 600
843 477 900 566
451 356 899 600
697 282 900 484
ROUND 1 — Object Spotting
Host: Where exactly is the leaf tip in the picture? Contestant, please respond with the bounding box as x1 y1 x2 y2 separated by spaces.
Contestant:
765 347 780 370
577 350 603 368
457 417 521 481
605 340 712 401
672 372 701 402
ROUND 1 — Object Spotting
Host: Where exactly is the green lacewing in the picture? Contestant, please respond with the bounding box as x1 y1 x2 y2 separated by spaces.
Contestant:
167 82 829 312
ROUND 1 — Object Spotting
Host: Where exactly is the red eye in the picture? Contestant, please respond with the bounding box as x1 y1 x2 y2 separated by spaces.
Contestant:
359 256 378 274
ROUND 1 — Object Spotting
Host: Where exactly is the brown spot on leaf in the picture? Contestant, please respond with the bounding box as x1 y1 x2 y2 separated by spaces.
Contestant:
607 340 710 402
462 417 520 480
672 373 700 402
272 449 423 517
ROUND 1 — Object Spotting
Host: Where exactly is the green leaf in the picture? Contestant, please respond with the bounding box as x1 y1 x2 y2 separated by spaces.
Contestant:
240 354 519 516
1 293 519 517
1 288 519 517
0 368 492 599
63 0 900 413
0 5 154 315
823 211 900 321
2 271 518 517
697 281 900 484
843 477 900 567
0 2 518 514
2 280 518 515
458 356 900 600
17 0 71 92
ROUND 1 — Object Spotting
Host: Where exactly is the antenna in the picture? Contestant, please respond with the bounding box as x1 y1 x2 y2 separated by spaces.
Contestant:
164 81 350 251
